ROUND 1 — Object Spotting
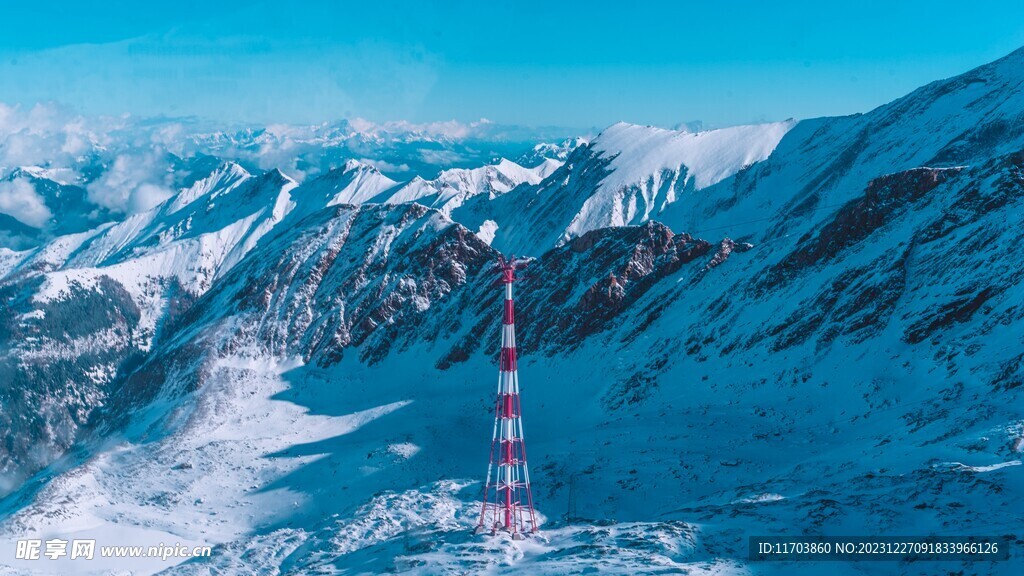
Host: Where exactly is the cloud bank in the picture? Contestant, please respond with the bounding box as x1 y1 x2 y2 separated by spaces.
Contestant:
0 178 52 228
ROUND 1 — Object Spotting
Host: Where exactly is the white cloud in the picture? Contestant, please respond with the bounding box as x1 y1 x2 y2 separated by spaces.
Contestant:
87 153 173 214
149 122 189 157
359 158 410 173
0 102 109 173
418 149 467 165
0 178 52 228
348 117 498 140
130 182 175 213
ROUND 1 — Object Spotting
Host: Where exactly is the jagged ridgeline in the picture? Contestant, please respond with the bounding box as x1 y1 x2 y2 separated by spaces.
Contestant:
1 47 1023 574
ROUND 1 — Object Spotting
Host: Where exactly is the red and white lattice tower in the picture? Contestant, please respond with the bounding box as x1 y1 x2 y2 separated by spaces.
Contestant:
476 255 538 539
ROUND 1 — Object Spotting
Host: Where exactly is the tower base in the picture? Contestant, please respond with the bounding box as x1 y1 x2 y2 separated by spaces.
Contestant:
473 524 537 540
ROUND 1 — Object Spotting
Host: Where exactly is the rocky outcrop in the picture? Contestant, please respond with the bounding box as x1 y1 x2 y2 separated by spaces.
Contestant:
763 246 910 352
704 238 753 271
514 221 720 350
904 286 1000 344
761 166 963 292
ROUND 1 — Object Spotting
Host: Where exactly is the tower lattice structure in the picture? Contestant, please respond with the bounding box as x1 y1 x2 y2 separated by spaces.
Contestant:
477 255 538 538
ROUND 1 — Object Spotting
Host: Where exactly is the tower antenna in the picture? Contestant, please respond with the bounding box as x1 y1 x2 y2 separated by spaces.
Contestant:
476 255 538 539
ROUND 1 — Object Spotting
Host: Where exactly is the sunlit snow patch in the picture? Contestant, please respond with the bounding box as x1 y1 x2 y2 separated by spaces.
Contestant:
476 219 499 244
731 493 786 505
941 460 1022 473
387 443 422 459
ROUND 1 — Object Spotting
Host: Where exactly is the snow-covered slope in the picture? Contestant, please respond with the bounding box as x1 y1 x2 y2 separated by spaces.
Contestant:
658 45 1024 239
451 120 795 254
0 162 298 495
516 136 590 165
381 158 561 214
279 157 560 222
563 121 794 239
303 160 401 206
35 163 298 305
592 120 795 191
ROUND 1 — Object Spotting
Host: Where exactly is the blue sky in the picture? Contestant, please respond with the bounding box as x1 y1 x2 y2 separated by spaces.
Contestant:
2 0 1023 131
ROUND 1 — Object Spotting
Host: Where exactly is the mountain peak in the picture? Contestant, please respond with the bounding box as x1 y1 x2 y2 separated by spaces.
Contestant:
166 160 253 215
262 167 296 185
592 120 796 190
300 160 400 207
341 158 381 174
6 165 78 186
517 137 590 166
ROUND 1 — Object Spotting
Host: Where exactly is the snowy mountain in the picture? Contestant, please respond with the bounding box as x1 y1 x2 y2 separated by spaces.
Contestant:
451 120 795 254
658 42 1024 240
0 113 578 251
0 169 114 250
184 119 576 181
0 161 296 498
299 160 401 207
515 136 590 166
283 156 561 224
1 47 1024 575
381 157 562 214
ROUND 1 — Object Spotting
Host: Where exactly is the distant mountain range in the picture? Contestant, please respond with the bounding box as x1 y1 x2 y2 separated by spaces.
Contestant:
0 115 588 249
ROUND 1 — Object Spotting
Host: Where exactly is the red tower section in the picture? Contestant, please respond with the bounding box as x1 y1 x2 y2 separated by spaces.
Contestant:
476 255 538 539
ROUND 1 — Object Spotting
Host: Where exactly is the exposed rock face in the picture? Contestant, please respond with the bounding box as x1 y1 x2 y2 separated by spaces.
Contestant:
764 246 911 352
179 211 740 375
184 203 498 369
524 222 715 348
762 166 963 291
0 276 144 485
904 286 1000 344
704 237 753 271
